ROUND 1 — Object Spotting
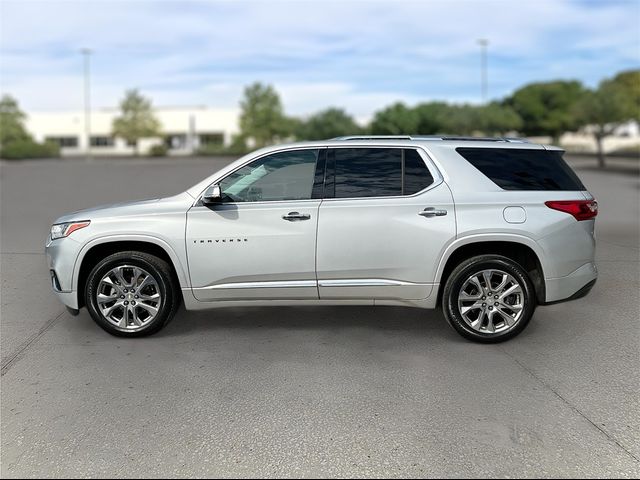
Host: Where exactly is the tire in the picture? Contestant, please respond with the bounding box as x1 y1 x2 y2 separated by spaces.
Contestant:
85 251 179 337
442 255 536 343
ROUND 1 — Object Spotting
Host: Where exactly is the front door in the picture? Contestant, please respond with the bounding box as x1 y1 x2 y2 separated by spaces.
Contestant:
316 147 455 300
186 148 323 301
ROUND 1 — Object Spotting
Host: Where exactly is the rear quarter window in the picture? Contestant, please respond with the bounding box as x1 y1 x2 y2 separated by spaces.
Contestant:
456 147 585 191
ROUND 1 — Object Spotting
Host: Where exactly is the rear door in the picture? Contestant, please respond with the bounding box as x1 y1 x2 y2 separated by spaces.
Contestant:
316 147 455 300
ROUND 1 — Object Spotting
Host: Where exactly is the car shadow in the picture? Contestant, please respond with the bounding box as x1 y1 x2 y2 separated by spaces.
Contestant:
157 304 462 342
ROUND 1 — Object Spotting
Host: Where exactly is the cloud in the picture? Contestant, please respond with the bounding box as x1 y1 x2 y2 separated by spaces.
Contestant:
1 0 638 117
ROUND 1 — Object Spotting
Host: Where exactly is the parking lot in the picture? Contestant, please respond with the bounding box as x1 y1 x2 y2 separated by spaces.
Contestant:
1 155 638 478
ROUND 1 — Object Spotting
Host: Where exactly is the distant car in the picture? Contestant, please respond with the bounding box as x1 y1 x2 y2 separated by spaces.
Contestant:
46 136 598 342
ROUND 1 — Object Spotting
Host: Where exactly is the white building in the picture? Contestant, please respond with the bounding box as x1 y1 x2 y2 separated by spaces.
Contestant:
25 106 240 156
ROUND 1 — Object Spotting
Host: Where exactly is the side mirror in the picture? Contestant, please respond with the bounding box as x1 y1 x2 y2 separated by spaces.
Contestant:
202 184 222 204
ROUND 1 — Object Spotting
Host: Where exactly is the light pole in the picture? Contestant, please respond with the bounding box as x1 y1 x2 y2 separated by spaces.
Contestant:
477 39 488 103
80 48 92 159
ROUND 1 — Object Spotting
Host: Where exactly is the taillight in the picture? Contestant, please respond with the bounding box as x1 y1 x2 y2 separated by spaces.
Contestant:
545 200 598 221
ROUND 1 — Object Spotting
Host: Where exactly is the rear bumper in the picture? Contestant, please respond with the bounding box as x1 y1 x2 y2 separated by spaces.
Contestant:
543 262 597 304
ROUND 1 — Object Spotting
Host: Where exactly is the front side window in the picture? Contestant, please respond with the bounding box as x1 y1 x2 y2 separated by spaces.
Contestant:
328 148 434 199
219 149 319 202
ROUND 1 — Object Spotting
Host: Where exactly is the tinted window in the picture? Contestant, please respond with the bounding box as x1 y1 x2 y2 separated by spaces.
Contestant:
220 149 318 202
457 148 585 191
332 148 402 198
404 149 434 194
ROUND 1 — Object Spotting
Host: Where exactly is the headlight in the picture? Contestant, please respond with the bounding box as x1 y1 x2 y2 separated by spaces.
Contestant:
50 221 90 240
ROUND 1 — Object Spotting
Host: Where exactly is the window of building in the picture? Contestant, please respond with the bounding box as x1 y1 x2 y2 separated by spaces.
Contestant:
45 136 79 148
165 134 187 150
199 133 224 146
219 149 319 202
90 136 115 147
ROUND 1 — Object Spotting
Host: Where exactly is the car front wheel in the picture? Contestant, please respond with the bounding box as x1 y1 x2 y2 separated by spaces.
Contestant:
85 251 179 337
442 254 536 343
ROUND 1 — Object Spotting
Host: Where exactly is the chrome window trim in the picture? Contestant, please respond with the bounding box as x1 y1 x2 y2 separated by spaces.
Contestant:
193 144 445 206
322 145 444 202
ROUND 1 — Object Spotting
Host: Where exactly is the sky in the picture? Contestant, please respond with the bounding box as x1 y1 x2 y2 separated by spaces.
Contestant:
1 0 639 122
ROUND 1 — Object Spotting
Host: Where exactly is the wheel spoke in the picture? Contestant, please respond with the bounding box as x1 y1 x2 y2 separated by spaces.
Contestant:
495 308 515 327
500 284 522 299
97 292 118 303
101 301 122 317
495 273 509 292
137 274 155 291
130 306 143 326
460 291 482 302
138 292 160 301
485 310 496 333
131 267 142 287
137 302 158 316
114 266 129 287
482 271 493 291
460 301 484 315
469 276 484 294
118 309 129 328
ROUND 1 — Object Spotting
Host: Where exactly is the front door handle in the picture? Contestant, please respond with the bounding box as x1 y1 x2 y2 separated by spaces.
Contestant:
282 212 311 221
419 207 447 218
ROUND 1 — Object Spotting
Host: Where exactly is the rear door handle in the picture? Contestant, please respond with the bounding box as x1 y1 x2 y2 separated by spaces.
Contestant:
419 207 447 218
282 212 311 221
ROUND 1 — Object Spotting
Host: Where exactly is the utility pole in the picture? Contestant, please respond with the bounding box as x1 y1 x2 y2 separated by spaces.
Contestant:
477 39 489 103
80 48 92 160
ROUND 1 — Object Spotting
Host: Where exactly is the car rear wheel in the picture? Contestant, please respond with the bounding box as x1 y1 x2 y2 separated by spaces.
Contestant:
85 251 179 337
442 255 536 343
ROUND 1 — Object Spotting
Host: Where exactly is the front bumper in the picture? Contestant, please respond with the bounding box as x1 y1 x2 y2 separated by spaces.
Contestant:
544 262 598 304
46 236 82 310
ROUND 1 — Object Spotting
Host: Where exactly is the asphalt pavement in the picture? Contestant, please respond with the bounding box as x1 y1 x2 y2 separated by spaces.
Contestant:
1 155 638 478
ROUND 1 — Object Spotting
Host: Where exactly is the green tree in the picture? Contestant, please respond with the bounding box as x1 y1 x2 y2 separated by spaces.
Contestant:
238 83 290 147
0 94 31 147
112 89 161 155
369 102 419 135
477 102 523 136
295 107 361 140
608 70 640 119
506 80 585 143
574 71 639 168
413 102 450 134
440 104 481 136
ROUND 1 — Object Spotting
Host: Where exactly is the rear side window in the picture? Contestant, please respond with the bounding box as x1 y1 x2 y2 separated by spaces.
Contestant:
456 147 585 191
404 149 434 195
332 148 402 198
327 148 434 198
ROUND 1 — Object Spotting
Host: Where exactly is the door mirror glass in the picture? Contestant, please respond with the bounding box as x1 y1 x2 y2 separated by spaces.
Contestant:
202 184 222 204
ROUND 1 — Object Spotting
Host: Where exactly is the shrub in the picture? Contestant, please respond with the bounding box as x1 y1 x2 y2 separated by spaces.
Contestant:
0 140 60 159
148 144 168 157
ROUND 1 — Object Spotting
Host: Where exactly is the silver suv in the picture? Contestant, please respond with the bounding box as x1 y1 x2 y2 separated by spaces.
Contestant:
46 136 598 342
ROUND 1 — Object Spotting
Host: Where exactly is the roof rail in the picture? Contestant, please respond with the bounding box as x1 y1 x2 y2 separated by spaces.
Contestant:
330 135 529 143
331 135 413 141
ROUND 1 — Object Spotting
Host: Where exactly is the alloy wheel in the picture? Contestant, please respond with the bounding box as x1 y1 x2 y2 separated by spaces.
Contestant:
96 265 162 331
457 269 525 334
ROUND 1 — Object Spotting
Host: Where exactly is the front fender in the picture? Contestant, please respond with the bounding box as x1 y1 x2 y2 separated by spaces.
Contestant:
71 234 191 293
